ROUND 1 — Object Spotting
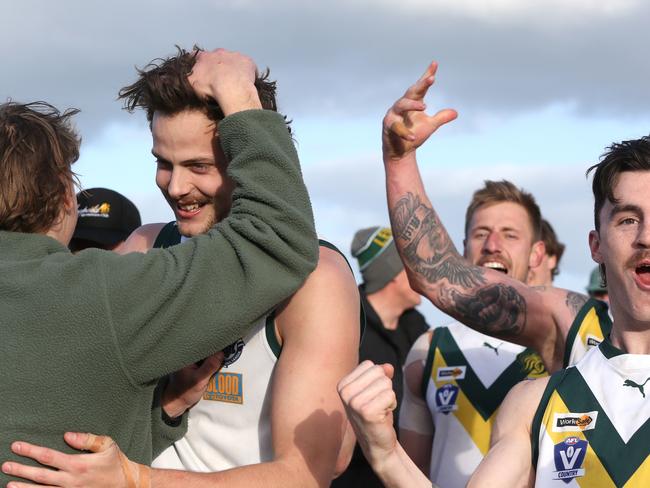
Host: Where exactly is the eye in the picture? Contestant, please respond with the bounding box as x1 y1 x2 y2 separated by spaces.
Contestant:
155 159 171 171
473 231 487 239
619 217 639 226
505 233 518 240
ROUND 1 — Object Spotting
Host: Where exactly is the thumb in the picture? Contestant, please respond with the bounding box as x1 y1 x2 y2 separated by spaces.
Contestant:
381 363 395 380
197 351 225 378
64 432 113 453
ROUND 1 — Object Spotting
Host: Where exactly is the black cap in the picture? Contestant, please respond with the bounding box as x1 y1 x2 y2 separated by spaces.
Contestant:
72 188 141 249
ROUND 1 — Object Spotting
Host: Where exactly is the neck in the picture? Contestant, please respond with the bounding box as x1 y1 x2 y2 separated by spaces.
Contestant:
366 288 408 331
609 305 650 354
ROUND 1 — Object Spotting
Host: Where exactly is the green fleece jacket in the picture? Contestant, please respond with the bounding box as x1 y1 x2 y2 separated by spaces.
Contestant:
0 109 318 482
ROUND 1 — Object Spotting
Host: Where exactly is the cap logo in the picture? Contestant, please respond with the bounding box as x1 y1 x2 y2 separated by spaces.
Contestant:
354 227 393 271
78 202 111 218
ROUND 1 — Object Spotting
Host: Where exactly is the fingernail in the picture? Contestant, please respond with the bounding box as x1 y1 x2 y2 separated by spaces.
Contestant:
12 442 22 453
68 432 77 440
3 462 13 473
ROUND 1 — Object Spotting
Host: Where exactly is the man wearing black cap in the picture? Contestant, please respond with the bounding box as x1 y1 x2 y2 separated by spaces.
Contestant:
69 188 142 252
332 226 428 488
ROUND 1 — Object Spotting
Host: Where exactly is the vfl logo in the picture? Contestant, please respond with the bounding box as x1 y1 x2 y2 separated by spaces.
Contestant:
623 377 650 398
436 366 466 382
553 436 587 483
435 384 459 414
552 411 598 432
483 342 503 355
586 335 602 348
204 372 243 404
222 338 245 367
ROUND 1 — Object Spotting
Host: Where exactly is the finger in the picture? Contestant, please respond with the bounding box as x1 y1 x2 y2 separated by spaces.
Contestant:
347 375 395 415
337 360 377 392
67 432 113 453
391 97 426 116
381 363 395 380
10 441 71 470
197 351 225 378
339 364 392 402
389 121 414 141
403 62 438 100
426 108 458 132
2 460 65 486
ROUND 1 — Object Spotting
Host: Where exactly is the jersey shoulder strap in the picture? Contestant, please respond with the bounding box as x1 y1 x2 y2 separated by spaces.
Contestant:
562 297 612 368
153 222 182 249
421 326 442 398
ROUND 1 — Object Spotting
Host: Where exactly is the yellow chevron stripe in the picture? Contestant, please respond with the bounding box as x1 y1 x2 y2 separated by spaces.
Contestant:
623 454 650 487
541 392 614 488
432 349 493 455
578 308 605 348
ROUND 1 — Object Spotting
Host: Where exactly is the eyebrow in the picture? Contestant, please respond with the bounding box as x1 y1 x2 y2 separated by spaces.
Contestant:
610 203 643 219
151 150 213 165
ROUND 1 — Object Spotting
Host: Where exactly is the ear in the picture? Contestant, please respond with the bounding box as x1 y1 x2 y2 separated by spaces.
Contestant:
589 230 603 264
64 184 78 215
547 254 558 273
528 240 545 269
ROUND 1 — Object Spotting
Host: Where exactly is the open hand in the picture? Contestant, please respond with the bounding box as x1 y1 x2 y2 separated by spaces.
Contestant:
382 61 457 161
2 432 149 488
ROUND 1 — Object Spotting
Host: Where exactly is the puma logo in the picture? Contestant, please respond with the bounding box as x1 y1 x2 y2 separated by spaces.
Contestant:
623 378 650 398
483 342 503 355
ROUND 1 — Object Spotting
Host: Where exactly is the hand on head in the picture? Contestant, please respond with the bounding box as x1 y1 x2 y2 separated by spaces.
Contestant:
188 48 263 117
382 61 457 161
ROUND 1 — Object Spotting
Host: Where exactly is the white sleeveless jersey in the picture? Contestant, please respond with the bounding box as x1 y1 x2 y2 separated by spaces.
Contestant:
533 339 650 487
563 298 612 368
153 314 280 471
423 322 547 488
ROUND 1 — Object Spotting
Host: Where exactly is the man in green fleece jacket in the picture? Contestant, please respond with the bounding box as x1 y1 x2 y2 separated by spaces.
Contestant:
0 48 318 486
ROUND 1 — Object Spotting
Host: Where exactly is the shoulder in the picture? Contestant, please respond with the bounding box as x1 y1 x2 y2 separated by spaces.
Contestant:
119 223 168 254
275 244 359 338
403 330 434 397
497 377 550 433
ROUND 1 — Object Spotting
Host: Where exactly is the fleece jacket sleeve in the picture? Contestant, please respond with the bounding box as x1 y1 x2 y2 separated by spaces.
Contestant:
88 110 318 385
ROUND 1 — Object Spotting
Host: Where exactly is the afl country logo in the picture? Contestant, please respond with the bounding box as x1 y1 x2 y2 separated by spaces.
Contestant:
222 338 245 367
435 384 459 414
553 436 587 483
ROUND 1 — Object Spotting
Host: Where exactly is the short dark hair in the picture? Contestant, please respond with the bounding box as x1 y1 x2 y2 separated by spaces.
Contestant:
540 219 565 277
0 101 80 233
465 180 542 241
118 46 290 132
586 135 650 231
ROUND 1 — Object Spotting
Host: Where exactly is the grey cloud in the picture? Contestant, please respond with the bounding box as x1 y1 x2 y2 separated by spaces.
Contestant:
2 0 650 139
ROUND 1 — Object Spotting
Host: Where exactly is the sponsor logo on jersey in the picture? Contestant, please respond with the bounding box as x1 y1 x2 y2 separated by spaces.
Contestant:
623 377 650 398
222 338 245 367
553 436 587 483
482 341 503 355
435 384 459 414
552 411 598 432
519 352 546 379
204 372 243 404
586 335 602 348
436 365 466 382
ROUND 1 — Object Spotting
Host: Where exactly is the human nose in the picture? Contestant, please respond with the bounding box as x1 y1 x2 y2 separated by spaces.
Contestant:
635 222 650 249
167 167 190 200
482 231 502 253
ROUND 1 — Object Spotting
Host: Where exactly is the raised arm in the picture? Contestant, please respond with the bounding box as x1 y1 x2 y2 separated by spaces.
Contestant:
382 62 577 371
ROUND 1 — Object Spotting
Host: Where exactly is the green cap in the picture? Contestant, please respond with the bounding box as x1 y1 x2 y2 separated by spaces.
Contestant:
586 266 607 293
351 226 404 294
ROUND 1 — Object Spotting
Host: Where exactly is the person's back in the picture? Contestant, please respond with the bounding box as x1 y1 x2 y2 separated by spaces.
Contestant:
0 51 319 485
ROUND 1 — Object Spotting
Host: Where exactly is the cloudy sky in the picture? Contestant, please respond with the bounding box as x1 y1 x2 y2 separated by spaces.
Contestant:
4 0 650 323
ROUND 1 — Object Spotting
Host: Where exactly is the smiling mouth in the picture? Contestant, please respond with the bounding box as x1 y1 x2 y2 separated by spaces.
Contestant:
481 261 508 274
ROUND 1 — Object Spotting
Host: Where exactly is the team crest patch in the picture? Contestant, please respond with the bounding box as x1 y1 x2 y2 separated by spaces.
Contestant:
436 365 466 382
552 412 598 433
519 352 546 379
203 372 243 404
78 203 111 218
435 384 459 414
553 436 587 483
222 338 245 367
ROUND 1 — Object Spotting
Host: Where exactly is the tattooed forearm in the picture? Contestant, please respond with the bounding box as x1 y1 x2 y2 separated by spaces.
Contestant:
390 192 487 288
446 284 527 337
565 291 588 317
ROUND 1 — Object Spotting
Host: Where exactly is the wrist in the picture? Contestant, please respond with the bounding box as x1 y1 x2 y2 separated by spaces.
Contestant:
372 444 431 488
215 85 263 117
